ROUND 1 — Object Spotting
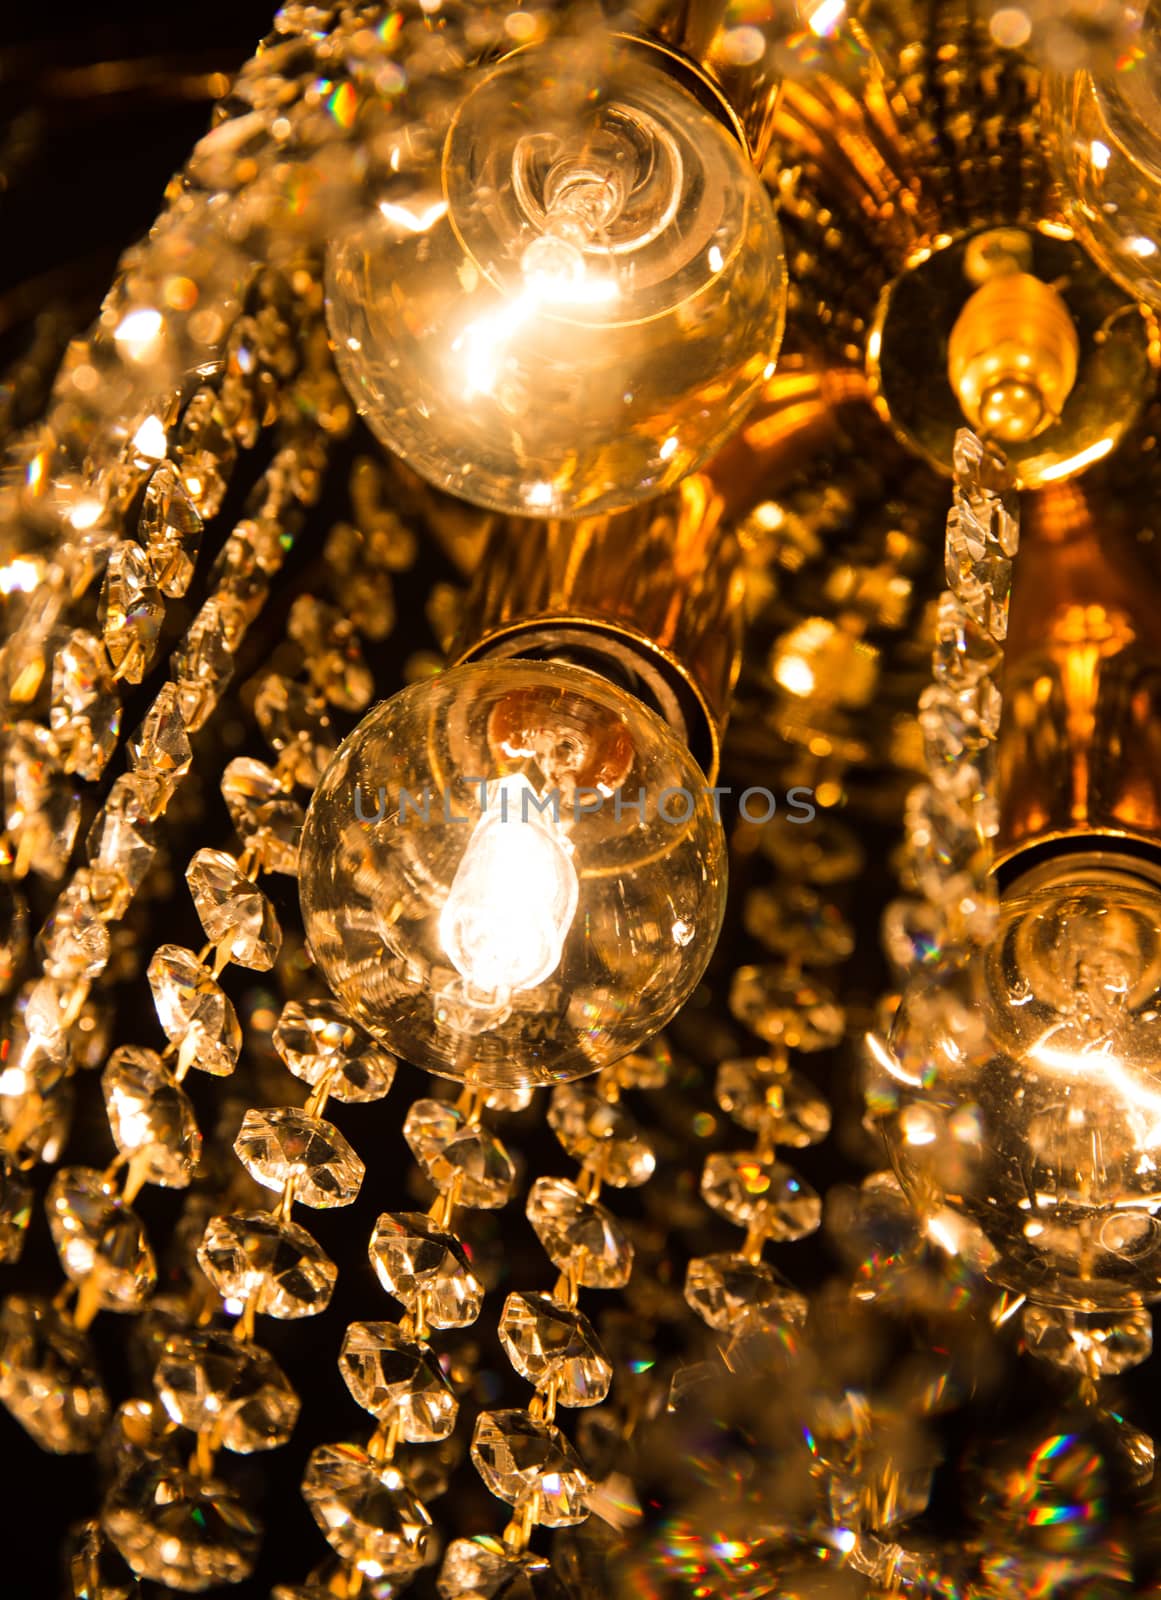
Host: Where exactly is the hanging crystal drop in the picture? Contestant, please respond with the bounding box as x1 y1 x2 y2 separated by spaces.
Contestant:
140 460 203 598
98 544 163 685
0 1294 110 1452
368 1212 483 1329
221 757 304 874
471 1410 592 1527
273 998 395 1102
148 944 242 1077
46 1167 157 1312
301 1442 432 1577
153 1328 300 1452
197 1212 336 1318
403 1099 515 1209
526 1178 633 1289
50 630 121 781
234 1107 365 1208
338 1321 458 1442
498 1291 612 1407
186 849 281 971
101 1047 202 1188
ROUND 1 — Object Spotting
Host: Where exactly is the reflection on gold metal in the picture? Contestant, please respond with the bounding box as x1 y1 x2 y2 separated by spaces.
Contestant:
948 272 1080 444
452 477 743 782
995 486 1161 871
869 223 1156 488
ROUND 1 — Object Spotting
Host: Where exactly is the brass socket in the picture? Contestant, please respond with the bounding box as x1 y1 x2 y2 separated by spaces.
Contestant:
948 272 1080 445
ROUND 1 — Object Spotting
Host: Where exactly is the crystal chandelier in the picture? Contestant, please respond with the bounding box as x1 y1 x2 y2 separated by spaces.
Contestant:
6 1 1161 1595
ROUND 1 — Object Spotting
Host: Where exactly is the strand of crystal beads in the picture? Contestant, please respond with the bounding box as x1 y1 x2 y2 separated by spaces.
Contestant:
435 1054 665 1598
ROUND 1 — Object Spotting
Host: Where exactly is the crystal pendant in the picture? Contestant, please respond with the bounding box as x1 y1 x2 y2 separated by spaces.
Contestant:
338 1321 458 1442
171 599 238 733
547 1084 656 1188
498 1291 612 1407
742 883 855 968
368 1212 484 1329
221 757 304 874
98 544 163 685
176 386 235 517
66 1518 140 1600
526 1177 633 1289
471 1410 592 1527
46 1168 158 1312
154 1328 300 1452
197 1212 337 1319
1022 1305 1153 1379
103 1465 260 1590
234 1107 365 1208
0 1156 33 1263
684 1252 809 1332
140 460 203 598
102 1047 202 1188
438 1535 563 1599
700 1153 821 1239
0 880 29 992
86 775 158 918
186 849 281 970
0 1294 110 1452
403 1099 515 1209
728 965 846 1051
714 1057 832 1146
50 629 121 781
127 681 192 811
254 674 336 787
273 998 397 1102
301 1442 432 1576
148 944 242 1077
36 877 109 982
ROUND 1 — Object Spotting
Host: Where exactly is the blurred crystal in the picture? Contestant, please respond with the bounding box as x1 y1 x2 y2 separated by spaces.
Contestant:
148 944 242 1077
757 813 865 884
176 386 235 518
171 598 238 732
37 878 109 982
154 1328 299 1452
301 1442 431 1576
253 674 336 787
186 848 281 970
197 1212 336 1319
369 1212 483 1329
47 1167 157 1311
0 1156 32 1263
86 775 158 918
728 965 845 1051
526 1177 633 1289
1022 1305 1153 1379
127 682 192 810
0 881 28 992
102 1046 201 1188
50 630 121 781
103 1465 260 1589
471 1410 591 1526
274 998 396 1102
743 884 855 967
403 1098 515 1209
221 757 303 873
234 1107 365 1208
338 1320 458 1441
499 1290 611 1407
438 1535 562 1598
140 460 202 597
933 590 1003 689
700 1153 821 1239
3 721 81 879
98 544 163 684
0 1294 109 1452
547 1083 655 1187
66 1519 140 1600
611 1035 672 1091
684 1252 808 1332
714 1056 831 1145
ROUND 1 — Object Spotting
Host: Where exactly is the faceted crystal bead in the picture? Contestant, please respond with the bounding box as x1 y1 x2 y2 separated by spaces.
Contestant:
471 1410 592 1526
0 880 28 992
933 589 1004 690
50 630 121 781
339 1321 458 1441
728 965 845 1051
234 1107 365 1208
102 1047 201 1188
757 813 865 885
403 1099 515 1209
103 1465 260 1589
4 721 81 879
253 674 336 787
302 1442 432 1576
197 1212 336 1319
176 386 236 518
47 1168 157 1311
66 1519 140 1600
684 1252 809 1332
439 1535 562 1599
714 1057 832 1146
37 877 109 982
127 682 192 813
743 884 855 967
547 1084 655 1188
274 998 396 1102
186 848 281 970
611 1035 672 1091
526 1177 633 1289
1022 1305 1153 1379
498 1291 611 1407
0 1156 32 1263
369 1212 483 1329
171 598 238 732
0 1294 109 1452
0 1029 72 1164
154 1329 299 1452
98 543 163 684
700 1153 821 1239
86 775 157 918
221 757 303 874
148 944 241 1077
140 460 202 597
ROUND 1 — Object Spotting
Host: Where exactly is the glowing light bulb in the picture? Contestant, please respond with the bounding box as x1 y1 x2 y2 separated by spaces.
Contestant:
438 773 579 1000
879 857 1161 1309
298 660 726 1087
325 33 786 518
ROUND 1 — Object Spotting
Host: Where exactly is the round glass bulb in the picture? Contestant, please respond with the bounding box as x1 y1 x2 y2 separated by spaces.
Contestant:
325 34 786 518
1046 3 1161 308
881 859 1161 1310
297 660 727 1087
